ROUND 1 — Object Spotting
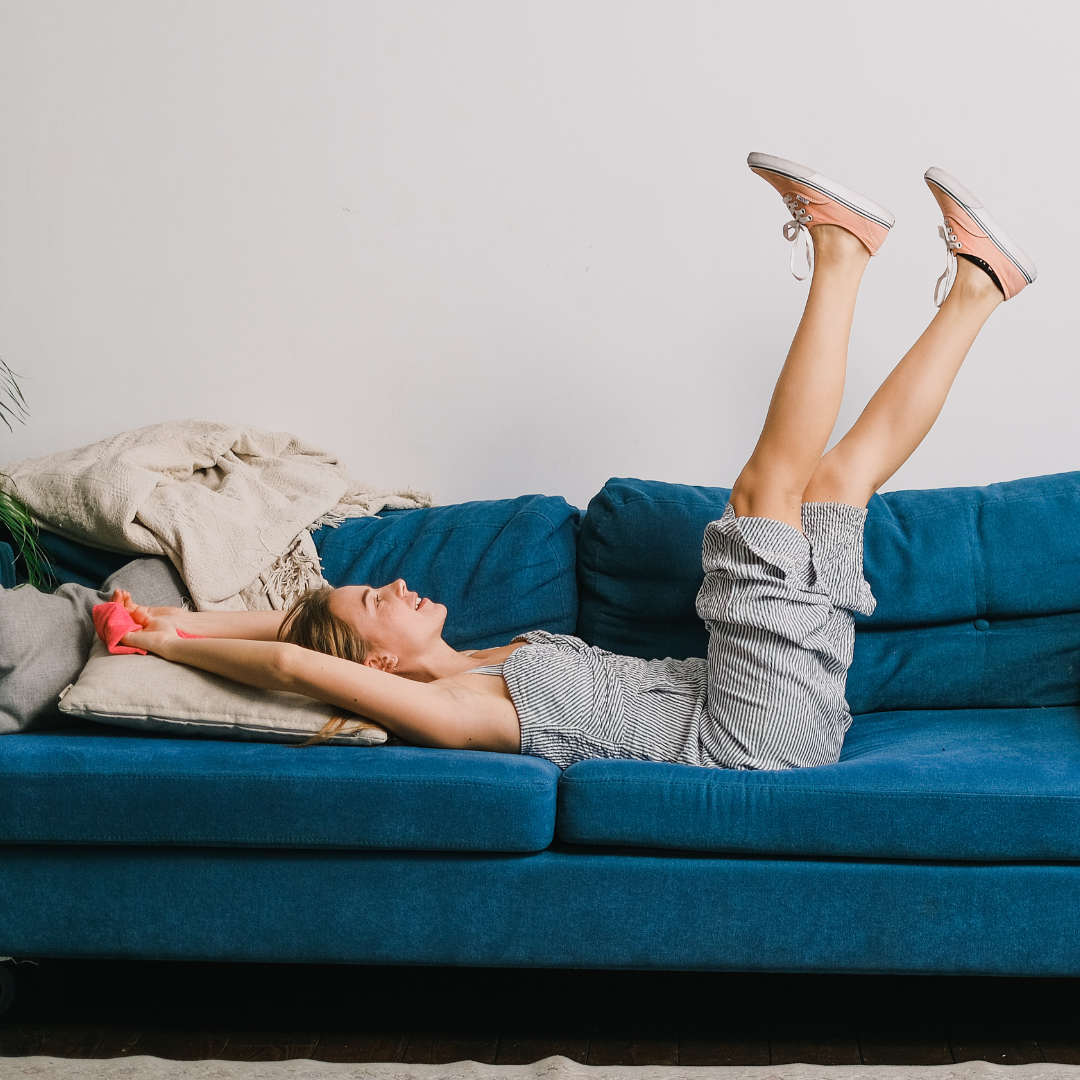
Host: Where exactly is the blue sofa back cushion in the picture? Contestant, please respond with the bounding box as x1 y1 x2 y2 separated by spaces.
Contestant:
576 479 732 662
0 542 15 589
0 527 132 589
577 474 1080 712
314 495 580 651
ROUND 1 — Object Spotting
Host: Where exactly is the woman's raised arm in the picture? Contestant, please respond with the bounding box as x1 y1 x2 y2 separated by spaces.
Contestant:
124 628 520 754
111 590 286 641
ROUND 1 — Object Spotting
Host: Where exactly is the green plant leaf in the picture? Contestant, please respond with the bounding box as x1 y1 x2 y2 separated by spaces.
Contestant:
0 358 29 434
0 359 51 587
0 484 53 589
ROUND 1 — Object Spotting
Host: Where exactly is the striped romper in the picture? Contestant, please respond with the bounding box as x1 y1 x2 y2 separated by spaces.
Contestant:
473 502 876 771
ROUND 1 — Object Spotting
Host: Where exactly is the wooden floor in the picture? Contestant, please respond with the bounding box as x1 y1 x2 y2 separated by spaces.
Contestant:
4 960 1080 1066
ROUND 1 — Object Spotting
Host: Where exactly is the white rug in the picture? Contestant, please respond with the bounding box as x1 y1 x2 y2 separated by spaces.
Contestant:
2 1058 1080 1080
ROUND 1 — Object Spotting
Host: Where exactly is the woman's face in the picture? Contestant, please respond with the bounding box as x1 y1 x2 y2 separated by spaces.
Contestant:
328 579 447 670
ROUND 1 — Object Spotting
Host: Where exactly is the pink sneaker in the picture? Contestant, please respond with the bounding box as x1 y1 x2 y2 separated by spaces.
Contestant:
924 167 1037 305
748 152 895 280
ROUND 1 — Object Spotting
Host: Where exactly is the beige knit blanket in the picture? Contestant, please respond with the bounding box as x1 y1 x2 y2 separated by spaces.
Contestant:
0 419 431 611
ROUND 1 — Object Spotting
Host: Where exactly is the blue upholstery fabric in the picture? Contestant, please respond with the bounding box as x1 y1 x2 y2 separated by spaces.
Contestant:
314 497 579 650
4 842 1080 975
0 524 173 590
557 706 1080 859
575 474 1080 712
576 478 731 661
861 472 1080 624
33 529 130 589
0 727 559 852
849 611 1080 714
0 542 14 589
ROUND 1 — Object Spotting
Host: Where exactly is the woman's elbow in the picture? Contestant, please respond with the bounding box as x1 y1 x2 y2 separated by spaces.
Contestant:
266 641 306 692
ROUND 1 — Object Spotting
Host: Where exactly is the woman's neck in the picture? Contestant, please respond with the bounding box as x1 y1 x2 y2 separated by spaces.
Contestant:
401 640 523 682
399 641 487 682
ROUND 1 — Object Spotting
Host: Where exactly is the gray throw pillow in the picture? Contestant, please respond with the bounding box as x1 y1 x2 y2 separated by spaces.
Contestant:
103 557 188 609
0 557 186 734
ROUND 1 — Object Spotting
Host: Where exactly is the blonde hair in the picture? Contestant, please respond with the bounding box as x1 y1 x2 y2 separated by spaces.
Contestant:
279 586 374 745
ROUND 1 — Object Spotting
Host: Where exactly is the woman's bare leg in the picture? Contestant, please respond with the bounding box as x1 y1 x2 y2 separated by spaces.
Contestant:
729 225 871 530
803 257 1003 508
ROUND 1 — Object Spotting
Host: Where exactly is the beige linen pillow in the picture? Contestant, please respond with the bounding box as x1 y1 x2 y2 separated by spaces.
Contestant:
59 640 387 746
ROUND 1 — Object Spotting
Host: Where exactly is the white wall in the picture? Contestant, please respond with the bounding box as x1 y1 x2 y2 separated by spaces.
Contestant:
0 1 1075 510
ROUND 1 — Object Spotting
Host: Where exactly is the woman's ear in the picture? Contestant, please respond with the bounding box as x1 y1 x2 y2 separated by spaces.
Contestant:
364 652 399 673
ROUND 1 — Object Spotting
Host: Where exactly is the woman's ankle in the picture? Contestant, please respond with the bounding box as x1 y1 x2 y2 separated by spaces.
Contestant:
810 223 871 268
946 255 1005 307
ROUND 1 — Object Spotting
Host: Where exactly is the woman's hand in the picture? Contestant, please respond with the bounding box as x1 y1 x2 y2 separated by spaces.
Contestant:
120 620 181 658
110 590 184 631
111 589 148 623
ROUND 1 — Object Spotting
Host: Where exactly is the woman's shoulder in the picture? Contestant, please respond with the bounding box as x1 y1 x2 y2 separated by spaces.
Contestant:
454 632 581 672
464 641 527 663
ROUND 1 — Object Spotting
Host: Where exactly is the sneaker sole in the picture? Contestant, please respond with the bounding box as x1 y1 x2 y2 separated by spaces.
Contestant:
747 152 895 231
924 167 1037 285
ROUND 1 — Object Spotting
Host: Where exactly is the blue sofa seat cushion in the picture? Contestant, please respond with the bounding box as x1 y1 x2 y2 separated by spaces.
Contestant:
557 705 1080 861
315 496 579 650
0 727 560 852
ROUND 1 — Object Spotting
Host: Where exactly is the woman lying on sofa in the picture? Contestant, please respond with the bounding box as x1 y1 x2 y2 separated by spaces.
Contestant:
118 153 1036 771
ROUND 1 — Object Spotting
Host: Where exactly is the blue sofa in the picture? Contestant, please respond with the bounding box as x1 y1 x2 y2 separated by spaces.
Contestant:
3 473 1080 977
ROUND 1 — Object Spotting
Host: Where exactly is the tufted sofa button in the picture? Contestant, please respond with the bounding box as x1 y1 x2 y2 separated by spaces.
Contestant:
974 618 990 632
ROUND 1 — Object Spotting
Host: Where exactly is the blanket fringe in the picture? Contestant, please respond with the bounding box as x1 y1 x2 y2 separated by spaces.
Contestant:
257 486 433 610
310 485 433 531
258 533 326 611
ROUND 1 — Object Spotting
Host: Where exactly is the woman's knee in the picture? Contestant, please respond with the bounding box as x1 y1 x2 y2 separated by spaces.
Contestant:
730 471 805 529
802 455 874 508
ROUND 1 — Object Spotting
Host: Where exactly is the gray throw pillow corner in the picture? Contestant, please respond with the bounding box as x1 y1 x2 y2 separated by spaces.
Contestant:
0 555 187 735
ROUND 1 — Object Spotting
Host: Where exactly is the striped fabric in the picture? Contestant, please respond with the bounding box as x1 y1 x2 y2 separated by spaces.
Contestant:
697 502 875 770
500 635 709 770
500 502 875 772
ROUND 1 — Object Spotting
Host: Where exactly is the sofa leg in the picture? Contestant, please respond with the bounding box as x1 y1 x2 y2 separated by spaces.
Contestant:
0 963 14 1018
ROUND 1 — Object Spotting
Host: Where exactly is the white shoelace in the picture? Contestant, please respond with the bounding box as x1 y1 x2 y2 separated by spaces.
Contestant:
934 221 962 307
782 193 815 280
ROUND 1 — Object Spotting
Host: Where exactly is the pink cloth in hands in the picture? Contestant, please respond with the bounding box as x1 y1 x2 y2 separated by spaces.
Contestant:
92 602 200 655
